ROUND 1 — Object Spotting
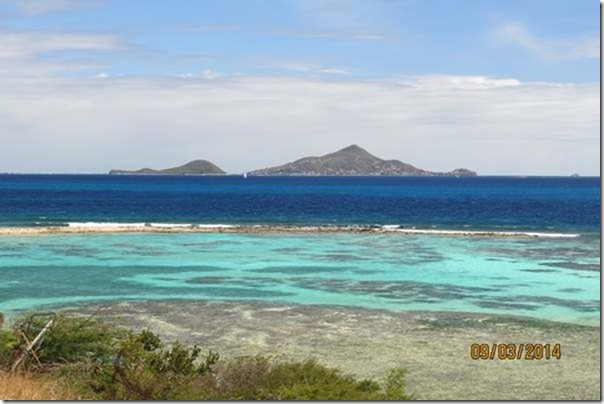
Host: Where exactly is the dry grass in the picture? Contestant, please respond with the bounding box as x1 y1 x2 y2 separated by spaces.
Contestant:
0 371 83 400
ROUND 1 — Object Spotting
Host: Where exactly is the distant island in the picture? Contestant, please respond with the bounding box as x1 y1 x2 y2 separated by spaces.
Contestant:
109 160 225 175
108 145 476 176
249 145 477 177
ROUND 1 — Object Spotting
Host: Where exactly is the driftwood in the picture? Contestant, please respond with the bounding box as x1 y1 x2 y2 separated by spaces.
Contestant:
10 313 55 372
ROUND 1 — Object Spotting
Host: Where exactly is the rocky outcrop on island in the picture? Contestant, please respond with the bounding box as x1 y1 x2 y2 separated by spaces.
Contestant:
249 145 477 176
109 160 225 175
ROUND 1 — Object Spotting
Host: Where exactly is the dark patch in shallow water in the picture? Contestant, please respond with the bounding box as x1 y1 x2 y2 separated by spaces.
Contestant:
192 286 295 299
484 295 599 313
540 261 600 272
179 240 243 248
188 276 286 288
474 301 539 311
296 278 495 302
189 276 231 284
321 253 368 262
478 245 601 262
51 246 104 256
381 256 445 266
272 247 305 253
558 288 583 293
249 266 353 274
521 269 558 273
108 244 171 256
353 269 381 275
154 277 181 282
0 253 22 258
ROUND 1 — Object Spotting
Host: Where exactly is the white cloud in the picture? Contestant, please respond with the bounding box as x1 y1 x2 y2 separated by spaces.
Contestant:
399 75 521 90
317 67 350 75
177 69 222 79
10 0 103 15
0 73 597 175
289 0 398 38
0 30 123 79
575 37 600 59
0 31 122 60
200 69 221 79
495 22 599 60
278 62 351 75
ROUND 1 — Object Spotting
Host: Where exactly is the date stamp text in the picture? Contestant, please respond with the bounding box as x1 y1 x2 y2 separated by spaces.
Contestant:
470 343 561 360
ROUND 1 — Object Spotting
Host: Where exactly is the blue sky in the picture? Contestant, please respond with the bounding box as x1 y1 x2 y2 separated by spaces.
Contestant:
0 0 599 174
0 0 598 81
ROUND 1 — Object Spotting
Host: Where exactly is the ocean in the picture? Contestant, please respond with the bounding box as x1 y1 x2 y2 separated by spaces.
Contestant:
0 175 600 324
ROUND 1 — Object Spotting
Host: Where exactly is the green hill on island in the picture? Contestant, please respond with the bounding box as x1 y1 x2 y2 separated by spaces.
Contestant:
109 160 225 175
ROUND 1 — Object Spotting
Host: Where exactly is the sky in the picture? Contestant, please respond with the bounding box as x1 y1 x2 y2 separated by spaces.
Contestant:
0 0 600 175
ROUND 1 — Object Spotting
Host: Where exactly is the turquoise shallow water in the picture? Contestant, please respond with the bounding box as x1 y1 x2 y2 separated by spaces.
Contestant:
0 232 599 325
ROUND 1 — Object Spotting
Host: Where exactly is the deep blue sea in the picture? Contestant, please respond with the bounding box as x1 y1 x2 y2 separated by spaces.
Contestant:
0 175 600 232
0 175 600 324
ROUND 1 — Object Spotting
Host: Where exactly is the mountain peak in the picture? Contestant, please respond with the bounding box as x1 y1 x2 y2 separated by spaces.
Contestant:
337 144 369 154
249 145 477 177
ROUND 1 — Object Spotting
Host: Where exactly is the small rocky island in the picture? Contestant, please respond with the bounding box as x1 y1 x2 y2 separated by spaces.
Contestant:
249 145 476 176
108 145 476 176
109 160 225 175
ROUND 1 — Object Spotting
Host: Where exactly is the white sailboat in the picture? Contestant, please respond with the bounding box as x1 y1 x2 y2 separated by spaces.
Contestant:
243 172 248 179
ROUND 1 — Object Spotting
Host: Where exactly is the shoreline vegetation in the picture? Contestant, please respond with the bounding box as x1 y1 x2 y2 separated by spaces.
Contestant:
0 223 580 238
0 309 413 400
1 301 599 400
76 301 602 400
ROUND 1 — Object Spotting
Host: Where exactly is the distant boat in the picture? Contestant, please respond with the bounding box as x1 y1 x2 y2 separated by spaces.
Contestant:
243 172 248 179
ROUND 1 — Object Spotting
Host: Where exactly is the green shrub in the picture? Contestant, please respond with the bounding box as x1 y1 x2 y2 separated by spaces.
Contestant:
207 356 413 400
213 355 273 399
93 329 219 400
383 367 413 400
267 359 383 400
0 329 20 367
0 313 123 371
0 312 414 400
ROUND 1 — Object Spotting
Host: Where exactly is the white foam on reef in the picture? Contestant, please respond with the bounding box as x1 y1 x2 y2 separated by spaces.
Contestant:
148 223 193 228
67 222 147 228
67 222 236 229
150 223 236 229
509 231 580 238
193 224 236 228
0 223 580 238
381 227 580 238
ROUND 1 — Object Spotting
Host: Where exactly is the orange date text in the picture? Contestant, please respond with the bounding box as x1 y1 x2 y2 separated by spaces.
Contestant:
470 343 561 360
